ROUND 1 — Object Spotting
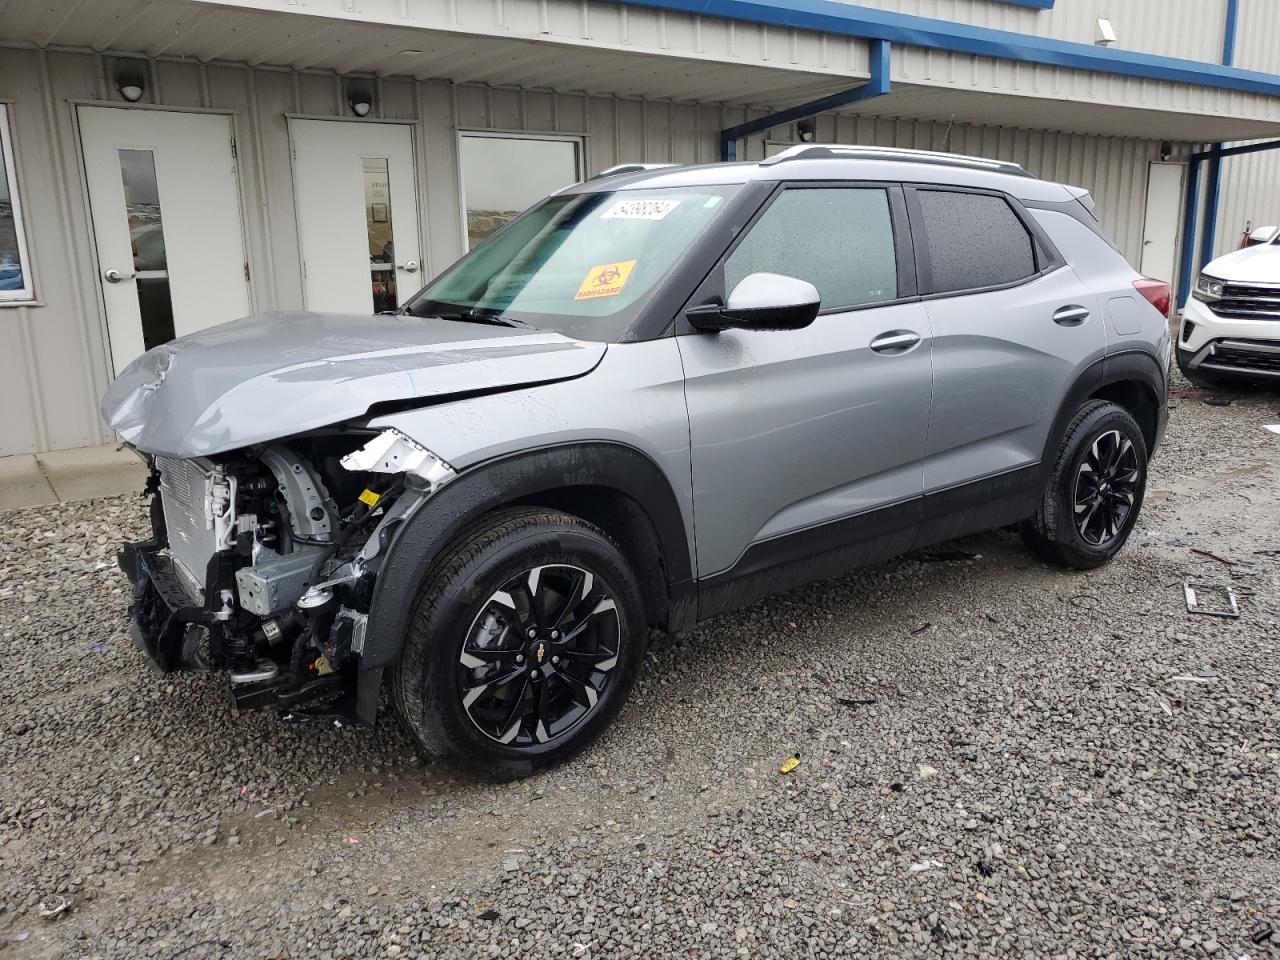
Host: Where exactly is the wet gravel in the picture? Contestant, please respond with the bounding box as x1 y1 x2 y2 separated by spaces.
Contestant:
3 375 1279 959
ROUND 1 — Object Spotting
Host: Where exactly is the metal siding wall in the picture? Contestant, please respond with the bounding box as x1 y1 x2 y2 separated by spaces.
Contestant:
0 44 1209 457
738 111 1160 266
1213 143 1280 258
1233 0 1280 74
850 0 1229 63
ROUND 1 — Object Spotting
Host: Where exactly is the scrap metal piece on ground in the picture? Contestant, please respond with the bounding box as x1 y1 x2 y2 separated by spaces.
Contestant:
1183 581 1240 619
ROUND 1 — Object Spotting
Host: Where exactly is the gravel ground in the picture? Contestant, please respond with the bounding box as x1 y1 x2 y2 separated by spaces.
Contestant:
3 376 1279 959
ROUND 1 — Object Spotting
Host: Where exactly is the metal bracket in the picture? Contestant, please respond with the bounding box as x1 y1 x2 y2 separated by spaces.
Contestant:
1183 581 1240 618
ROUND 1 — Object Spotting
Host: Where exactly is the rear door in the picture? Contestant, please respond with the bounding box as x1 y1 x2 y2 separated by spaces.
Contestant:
678 183 933 592
910 186 1105 498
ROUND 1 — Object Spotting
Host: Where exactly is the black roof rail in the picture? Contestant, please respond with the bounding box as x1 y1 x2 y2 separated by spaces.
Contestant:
588 162 679 180
760 144 1034 179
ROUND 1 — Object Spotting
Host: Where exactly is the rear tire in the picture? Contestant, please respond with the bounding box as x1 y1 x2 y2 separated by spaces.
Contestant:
392 507 647 778
1020 400 1148 570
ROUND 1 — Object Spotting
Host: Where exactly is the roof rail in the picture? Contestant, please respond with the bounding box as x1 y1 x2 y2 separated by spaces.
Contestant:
759 144 1033 179
588 162 679 181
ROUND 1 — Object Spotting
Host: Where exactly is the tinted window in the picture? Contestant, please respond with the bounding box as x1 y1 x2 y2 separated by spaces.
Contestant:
725 188 898 311
916 190 1037 294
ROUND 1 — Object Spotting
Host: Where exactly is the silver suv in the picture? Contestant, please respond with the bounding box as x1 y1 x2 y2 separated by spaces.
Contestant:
103 145 1170 775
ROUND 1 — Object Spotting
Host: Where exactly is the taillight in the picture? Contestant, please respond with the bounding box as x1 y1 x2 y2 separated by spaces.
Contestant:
1134 278 1171 318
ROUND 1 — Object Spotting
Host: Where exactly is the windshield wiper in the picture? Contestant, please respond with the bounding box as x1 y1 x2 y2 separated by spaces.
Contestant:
428 309 527 328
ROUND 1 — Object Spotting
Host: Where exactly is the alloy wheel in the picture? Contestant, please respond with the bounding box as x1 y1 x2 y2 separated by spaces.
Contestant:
458 564 620 746
1072 429 1141 546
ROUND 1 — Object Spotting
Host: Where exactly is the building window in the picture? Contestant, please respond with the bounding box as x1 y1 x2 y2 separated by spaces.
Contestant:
459 134 581 249
0 104 34 303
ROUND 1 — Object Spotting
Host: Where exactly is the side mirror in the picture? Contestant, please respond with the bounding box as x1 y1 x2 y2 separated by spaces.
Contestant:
687 272 821 332
1247 225 1278 246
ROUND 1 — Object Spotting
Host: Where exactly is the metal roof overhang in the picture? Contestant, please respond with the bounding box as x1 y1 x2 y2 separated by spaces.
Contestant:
2 0 1279 142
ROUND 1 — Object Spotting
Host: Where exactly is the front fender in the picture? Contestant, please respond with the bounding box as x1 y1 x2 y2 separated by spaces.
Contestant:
360 441 694 669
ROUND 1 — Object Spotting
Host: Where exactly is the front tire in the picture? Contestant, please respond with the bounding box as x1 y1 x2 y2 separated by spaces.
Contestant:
1021 400 1148 570
392 507 647 777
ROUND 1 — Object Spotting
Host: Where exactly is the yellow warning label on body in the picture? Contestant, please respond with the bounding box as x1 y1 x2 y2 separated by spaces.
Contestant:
358 488 381 507
574 260 637 301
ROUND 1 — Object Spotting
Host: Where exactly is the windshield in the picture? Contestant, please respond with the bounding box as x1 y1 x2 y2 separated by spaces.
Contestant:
406 184 742 341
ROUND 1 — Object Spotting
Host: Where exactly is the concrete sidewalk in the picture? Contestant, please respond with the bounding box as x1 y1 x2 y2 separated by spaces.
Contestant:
0 443 147 511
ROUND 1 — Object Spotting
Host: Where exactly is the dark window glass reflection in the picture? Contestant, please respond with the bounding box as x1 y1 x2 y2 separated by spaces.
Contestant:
119 149 175 348
364 157 397 312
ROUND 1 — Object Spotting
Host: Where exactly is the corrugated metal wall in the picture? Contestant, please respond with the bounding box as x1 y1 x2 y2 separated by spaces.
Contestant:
852 0 1229 64
1232 0 1280 74
1209 0 1280 263
0 45 1183 456
1213 144 1280 259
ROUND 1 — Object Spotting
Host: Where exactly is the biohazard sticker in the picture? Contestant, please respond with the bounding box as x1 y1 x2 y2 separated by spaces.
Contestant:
601 199 680 221
574 260 637 301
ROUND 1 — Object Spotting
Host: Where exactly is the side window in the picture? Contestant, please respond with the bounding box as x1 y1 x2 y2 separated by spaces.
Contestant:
724 187 898 311
0 104 34 303
915 189 1037 294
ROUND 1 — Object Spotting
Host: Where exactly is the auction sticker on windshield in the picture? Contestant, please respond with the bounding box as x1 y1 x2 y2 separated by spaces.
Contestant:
601 199 680 221
575 260 637 301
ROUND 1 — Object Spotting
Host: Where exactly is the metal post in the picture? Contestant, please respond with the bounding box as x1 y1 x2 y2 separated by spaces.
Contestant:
1176 158 1203 308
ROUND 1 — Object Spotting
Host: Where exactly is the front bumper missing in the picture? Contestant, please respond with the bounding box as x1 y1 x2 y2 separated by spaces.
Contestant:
118 539 382 725
118 540 229 673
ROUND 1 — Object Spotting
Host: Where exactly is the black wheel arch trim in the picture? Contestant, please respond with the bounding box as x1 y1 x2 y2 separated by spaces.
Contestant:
361 440 693 669
1038 349 1166 487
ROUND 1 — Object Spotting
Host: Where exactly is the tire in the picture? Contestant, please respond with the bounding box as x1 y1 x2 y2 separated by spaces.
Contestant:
1020 400 1148 570
392 506 647 778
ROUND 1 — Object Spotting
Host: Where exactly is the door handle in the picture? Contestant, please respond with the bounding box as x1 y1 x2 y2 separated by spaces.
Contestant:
1052 305 1090 326
397 260 419 273
103 268 136 283
869 331 921 354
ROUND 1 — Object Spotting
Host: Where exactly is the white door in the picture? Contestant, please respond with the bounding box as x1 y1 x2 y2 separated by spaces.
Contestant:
1140 161 1186 283
289 119 422 314
79 106 250 374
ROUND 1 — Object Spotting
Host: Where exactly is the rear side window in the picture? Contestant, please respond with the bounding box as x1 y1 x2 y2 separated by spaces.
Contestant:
916 190 1037 294
725 187 898 311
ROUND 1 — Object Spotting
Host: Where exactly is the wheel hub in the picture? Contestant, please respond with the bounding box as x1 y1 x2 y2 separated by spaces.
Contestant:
1073 429 1141 547
457 564 620 747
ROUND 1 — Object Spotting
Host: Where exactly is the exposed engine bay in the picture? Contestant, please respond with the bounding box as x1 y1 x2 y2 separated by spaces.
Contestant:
117 428 455 724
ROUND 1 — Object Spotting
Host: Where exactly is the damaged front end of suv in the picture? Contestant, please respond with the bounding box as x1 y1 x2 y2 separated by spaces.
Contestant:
119 427 451 724
101 309 607 727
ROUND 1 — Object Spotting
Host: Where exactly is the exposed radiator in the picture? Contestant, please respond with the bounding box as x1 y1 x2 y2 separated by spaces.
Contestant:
156 456 232 601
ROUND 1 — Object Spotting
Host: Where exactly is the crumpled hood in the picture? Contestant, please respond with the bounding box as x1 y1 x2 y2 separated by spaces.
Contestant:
1204 242 1280 284
101 311 606 459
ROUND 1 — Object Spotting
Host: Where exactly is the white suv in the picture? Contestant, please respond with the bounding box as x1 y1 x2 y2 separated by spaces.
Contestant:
1179 225 1280 386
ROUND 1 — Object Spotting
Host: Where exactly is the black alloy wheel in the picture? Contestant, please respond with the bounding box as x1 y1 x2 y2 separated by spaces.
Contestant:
1021 399 1149 570
459 565 620 746
1071 429 1141 547
393 507 647 777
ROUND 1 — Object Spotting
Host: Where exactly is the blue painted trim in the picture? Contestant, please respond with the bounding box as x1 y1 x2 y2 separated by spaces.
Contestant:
1199 157 1223 272
1222 0 1240 67
1192 138 1280 161
1176 159 1203 308
994 0 1054 8
720 39 890 160
617 1 1280 96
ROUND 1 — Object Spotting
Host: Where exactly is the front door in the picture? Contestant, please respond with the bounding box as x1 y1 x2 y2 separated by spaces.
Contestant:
1140 162 1186 283
289 119 422 314
678 184 931 586
79 106 250 374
